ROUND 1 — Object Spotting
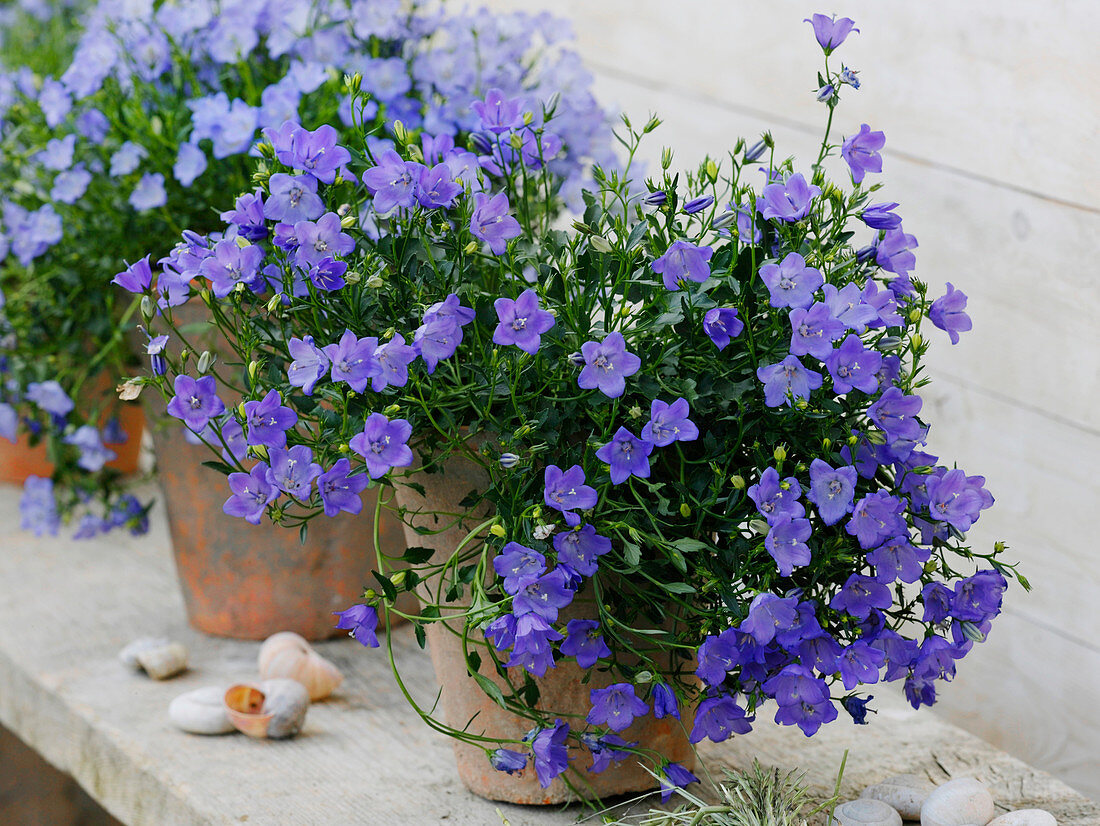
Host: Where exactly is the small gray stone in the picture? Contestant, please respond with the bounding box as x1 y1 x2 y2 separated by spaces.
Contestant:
169 687 234 735
863 774 933 820
922 778 996 826
987 812 1057 826
118 637 171 669
829 798 903 826
260 678 310 739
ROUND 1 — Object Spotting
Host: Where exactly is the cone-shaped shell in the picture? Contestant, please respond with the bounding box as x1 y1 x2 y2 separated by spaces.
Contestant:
258 631 343 700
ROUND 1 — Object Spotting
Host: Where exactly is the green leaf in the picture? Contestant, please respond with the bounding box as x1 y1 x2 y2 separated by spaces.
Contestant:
466 649 482 674
661 582 696 595
472 672 507 708
622 541 641 568
201 460 236 476
372 570 397 603
413 622 427 649
670 538 709 554
402 545 435 564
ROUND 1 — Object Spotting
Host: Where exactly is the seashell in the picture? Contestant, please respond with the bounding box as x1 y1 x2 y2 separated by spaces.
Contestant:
829 799 903 826
119 637 172 669
258 631 343 701
987 812 1057 826
260 679 310 739
224 679 309 740
169 687 234 735
922 777 996 826
121 638 188 680
862 773 934 820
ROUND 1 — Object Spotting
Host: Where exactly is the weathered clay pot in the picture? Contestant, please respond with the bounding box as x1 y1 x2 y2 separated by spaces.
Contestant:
152 421 410 641
394 448 695 804
0 388 145 486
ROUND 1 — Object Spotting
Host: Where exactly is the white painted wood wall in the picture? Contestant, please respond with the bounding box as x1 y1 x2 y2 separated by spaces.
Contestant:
487 0 1100 800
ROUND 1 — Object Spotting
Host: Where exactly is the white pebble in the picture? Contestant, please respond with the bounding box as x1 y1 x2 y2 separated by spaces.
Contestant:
922 778 996 826
988 812 1057 826
830 799 903 826
169 687 234 735
862 774 933 820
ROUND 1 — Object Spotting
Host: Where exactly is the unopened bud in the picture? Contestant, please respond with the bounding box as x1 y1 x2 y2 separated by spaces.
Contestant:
248 360 259 384
744 139 767 162
730 474 746 490
499 452 520 468
705 159 719 182
712 210 736 230
959 621 986 643
340 213 356 229
628 405 643 420
910 333 923 349
196 350 214 374
908 309 922 323
250 444 269 460
489 523 507 539
140 295 155 321
679 502 691 518
266 294 283 313
463 241 478 255
392 120 409 144
634 670 654 684
643 190 667 207
382 403 401 417
749 519 770 535
878 335 903 350
823 437 832 451
660 147 673 170
773 445 787 462
590 235 613 253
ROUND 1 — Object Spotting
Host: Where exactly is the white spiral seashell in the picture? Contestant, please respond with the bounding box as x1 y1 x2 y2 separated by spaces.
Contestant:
169 686 234 735
921 778 996 826
258 631 343 700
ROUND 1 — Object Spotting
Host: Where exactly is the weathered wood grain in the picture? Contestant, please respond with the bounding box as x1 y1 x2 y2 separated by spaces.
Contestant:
492 0 1100 210
0 485 1096 824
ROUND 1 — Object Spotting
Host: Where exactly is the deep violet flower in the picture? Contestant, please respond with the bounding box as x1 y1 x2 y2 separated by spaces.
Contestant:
371 335 417 391
765 516 813 576
243 389 297 448
690 695 753 744
825 334 883 394
577 332 641 398
560 619 611 668
595 427 654 484
552 524 611 576
543 464 597 527
333 604 380 648
489 749 528 775
530 721 569 788
493 542 547 594
493 288 556 354
349 413 413 479
167 375 225 431
470 192 521 254
651 682 680 720
286 335 330 395
789 303 847 360
760 252 823 309
317 458 369 517
361 150 419 214
112 255 153 293
223 463 279 525
512 568 574 622
264 173 324 223
929 282 973 345
702 307 744 350
759 173 820 222
323 331 382 392
842 124 886 186
805 13 859 52
642 397 699 447
757 355 823 407
747 467 805 525
660 762 700 801
266 444 322 498
588 683 648 733
806 459 858 525
651 240 714 291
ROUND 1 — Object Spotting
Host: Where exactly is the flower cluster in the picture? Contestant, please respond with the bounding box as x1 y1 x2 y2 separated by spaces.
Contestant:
0 0 612 534
117 18 1021 802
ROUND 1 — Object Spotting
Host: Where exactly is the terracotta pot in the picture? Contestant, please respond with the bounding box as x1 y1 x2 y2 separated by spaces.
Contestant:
394 448 695 804
0 383 145 486
153 422 411 641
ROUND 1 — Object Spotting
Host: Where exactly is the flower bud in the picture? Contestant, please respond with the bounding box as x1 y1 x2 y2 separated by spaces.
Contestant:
463 241 478 255
773 445 787 462
344 72 362 93
522 110 534 126
628 405 643 420
855 245 877 263
634 670 654 684
499 452 520 468
683 195 714 215
568 351 586 367
266 294 283 313
382 403 401 417
237 401 247 418
878 335 903 350
248 360 260 384
392 120 409 144
661 147 674 170
590 235 613 253
643 114 661 133
643 190 667 207
822 437 832 451
365 274 384 288
489 523 507 539
196 350 214 374
705 159 719 182
140 295 155 322
509 132 524 150
908 309 922 323
469 131 492 154
910 333 923 350
865 429 887 445
390 570 407 589
730 474 746 490
338 443 351 453
959 621 986 643
250 444 269 460
712 210 736 230
340 213 356 229
816 84 835 102
150 353 166 376
532 506 541 519
679 502 691 518
749 519 770 535
743 139 767 163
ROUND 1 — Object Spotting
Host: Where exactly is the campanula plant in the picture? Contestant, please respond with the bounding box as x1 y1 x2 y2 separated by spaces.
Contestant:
0 0 612 536
117 15 1025 803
